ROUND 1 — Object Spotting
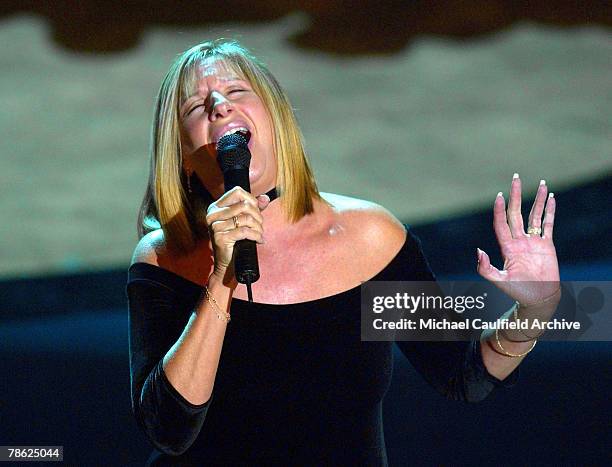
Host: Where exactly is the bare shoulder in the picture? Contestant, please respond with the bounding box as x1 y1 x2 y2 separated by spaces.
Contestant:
130 229 166 266
319 192 407 252
130 229 214 286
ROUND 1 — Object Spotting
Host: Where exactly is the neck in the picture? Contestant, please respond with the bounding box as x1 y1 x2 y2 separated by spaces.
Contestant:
260 194 331 245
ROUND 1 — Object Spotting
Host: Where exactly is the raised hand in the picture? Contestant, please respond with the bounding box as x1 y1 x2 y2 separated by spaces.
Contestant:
476 174 560 305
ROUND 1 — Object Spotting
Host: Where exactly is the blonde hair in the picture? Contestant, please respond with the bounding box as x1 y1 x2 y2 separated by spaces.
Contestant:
137 39 323 253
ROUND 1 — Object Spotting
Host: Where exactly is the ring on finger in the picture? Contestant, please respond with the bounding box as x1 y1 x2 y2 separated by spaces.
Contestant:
527 226 542 235
232 215 239 229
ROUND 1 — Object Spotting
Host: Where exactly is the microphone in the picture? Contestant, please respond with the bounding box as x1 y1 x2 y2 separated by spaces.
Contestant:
216 132 259 302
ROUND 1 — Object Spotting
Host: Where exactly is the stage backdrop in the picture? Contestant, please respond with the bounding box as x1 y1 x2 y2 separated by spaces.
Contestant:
1 12 610 278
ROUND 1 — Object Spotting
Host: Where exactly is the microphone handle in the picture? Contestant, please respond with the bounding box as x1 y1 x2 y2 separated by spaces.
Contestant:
223 168 260 287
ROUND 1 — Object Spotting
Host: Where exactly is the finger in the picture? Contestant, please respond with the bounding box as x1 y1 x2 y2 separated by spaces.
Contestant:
214 186 259 209
208 199 264 226
527 179 548 230
476 248 507 282
493 192 512 246
507 173 525 238
542 193 556 240
212 213 264 236
228 200 264 224
257 194 271 211
209 211 263 236
217 225 265 245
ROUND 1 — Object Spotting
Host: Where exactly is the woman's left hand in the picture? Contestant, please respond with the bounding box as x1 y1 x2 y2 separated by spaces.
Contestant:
477 174 560 305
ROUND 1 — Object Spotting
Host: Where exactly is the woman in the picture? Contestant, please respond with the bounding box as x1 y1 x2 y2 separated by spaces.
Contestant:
128 39 560 466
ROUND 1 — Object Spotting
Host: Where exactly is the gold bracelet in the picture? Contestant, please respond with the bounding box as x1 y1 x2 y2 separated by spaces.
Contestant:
203 286 231 323
512 287 560 339
513 302 546 339
494 326 537 358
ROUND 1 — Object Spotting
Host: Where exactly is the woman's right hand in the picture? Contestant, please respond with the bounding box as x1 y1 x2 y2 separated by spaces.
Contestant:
206 187 269 285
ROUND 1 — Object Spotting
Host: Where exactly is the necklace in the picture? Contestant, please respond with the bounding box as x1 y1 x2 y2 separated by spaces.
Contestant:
263 187 278 202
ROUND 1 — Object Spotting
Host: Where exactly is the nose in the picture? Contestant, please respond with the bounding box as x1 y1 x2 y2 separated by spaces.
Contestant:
209 91 232 121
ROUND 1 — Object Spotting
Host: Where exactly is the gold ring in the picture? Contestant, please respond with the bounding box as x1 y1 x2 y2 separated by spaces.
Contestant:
527 226 542 235
232 216 239 229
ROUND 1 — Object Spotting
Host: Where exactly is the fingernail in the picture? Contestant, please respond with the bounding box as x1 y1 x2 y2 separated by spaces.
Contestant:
476 248 482 260
548 193 554 198
540 179 546 186
497 191 503 197
513 173 519 180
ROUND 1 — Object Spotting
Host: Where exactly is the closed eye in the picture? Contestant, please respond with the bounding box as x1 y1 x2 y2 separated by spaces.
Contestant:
187 103 205 115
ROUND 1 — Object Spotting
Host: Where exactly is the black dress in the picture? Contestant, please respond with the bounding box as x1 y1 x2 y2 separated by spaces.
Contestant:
127 226 518 466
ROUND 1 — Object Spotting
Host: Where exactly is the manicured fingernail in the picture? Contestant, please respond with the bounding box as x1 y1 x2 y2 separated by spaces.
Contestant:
548 193 554 198
513 173 519 179
497 191 503 197
540 179 546 186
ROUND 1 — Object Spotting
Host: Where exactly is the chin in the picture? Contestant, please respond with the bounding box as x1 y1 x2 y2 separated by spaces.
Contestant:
250 171 276 194
248 166 264 188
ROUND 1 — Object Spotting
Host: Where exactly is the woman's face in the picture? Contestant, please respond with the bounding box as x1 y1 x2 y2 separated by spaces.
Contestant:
179 58 277 199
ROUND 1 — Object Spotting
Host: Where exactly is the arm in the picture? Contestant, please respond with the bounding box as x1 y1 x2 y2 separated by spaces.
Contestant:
395 339 519 403
127 268 232 456
161 272 232 406
128 188 267 455
397 175 559 398
394 227 519 403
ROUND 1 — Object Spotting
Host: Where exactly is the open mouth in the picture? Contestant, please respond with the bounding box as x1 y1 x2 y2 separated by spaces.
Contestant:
217 128 251 145
239 129 251 144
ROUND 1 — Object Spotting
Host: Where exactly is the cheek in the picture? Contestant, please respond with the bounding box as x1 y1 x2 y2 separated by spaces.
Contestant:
254 108 274 143
181 115 208 144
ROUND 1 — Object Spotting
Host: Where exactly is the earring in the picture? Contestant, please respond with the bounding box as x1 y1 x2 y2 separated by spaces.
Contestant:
183 161 193 194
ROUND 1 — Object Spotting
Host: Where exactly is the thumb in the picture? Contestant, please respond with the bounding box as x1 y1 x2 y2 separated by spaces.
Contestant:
256 194 271 211
476 248 505 282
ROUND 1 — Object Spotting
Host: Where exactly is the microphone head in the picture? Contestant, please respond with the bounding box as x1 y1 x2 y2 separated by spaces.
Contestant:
217 132 251 173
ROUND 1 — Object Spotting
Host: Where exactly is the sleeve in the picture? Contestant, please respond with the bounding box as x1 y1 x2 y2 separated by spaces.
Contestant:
127 276 212 455
393 227 520 403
